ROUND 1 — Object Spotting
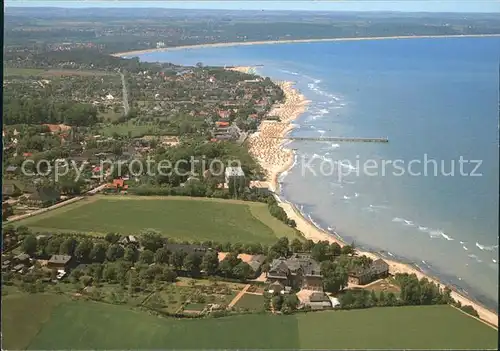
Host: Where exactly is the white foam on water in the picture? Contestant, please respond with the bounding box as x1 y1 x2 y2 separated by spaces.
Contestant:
343 180 355 184
343 195 351 200
392 217 404 223
462 245 468 251
440 232 454 241
387 252 394 257
428 230 443 239
318 129 326 134
354 192 360 198
279 69 300 76
331 143 340 149
493 259 497 263
418 226 429 232
475 242 499 251
403 220 414 226
467 254 483 263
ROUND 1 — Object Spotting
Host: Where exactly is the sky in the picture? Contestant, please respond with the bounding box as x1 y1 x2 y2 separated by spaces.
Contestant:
5 1 500 13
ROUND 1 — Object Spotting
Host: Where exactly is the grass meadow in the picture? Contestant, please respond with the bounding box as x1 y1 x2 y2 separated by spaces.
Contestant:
2 293 496 350
14 196 299 244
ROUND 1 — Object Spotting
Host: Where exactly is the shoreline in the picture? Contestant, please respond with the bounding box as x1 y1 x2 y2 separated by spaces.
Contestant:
112 34 500 57
233 66 498 328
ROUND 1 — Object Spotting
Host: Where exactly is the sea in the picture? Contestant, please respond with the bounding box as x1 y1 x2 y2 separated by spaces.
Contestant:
135 36 500 310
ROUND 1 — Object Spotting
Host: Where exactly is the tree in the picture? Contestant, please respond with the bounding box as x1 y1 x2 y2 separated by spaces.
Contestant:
161 267 177 282
290 238 302 253
232 262 252 281
59 237 77 256
201 251 219 276
184 253 202 277
21 234 37 256
386 292 397 306
75 240 94 262
328 242 342 257
140 250 154 264
105 232 120 244
301 239 315 252
140 229 164 252
219 259 233 277
170 250 186 270
123 247 138 262
378 291 386 306
311 241 329 262
106 244 124 262
154 248 169 264
282 294 300 312
341 244 355 256
89 242 107 263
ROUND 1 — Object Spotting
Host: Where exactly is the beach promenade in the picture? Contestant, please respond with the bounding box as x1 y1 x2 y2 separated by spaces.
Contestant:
231 65 498 328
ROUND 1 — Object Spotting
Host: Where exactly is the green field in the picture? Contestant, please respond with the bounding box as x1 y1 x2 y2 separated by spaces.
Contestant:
14 196 299 244
234 293 265 311
4 67 46 77
3 293 496 350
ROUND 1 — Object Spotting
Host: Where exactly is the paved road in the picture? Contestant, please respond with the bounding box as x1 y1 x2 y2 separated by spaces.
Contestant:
119 72 130 116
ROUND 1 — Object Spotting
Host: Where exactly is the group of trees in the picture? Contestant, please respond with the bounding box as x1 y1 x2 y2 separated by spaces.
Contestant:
4 97 99 126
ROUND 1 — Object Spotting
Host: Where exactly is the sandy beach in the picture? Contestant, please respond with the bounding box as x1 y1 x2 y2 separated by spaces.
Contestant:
112 34 500 57
232 66 498 328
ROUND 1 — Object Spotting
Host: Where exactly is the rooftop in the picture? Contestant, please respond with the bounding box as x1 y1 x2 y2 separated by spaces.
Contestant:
225 166 245 177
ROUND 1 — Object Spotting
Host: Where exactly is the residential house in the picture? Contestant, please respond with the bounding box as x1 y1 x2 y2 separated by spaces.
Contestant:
224 166 245 186
119 235 139 246
2 180 23 199
27 187 61 206
165 243 210 259
5 165 18 174
267 254 323 291
47 255 73 271
348 259 389 285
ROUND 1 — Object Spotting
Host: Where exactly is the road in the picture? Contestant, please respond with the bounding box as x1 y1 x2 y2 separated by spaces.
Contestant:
119 71 130 116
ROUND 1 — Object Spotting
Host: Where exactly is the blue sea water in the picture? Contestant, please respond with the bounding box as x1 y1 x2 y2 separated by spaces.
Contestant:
138 37 500 310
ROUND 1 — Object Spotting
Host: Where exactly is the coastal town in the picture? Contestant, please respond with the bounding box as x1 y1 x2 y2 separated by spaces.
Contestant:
2 4 499 351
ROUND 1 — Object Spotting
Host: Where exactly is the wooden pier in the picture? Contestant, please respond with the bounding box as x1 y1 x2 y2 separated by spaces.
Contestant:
267 136 389 143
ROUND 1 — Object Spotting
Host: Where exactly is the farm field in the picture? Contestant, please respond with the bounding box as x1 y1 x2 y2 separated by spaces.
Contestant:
4 67 113 77
3 294 496 350
233 293 265 311
13 196 299 244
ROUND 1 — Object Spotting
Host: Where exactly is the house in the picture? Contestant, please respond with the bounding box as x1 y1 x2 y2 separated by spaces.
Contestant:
247 255 266 277
224 166 245 185
119 235 139 246
106 179 128 192
308 292 332 310
2 180 23 199
348 259 389 285
165 243 209 259
267 254 323 291
14 253 31 264
47 255 73 270
5 165 18 173
217 252 265 278
44 124 72 134
27 187 61 206
249 181 270 195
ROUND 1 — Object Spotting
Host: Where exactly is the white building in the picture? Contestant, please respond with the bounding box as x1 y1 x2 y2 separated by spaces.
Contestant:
224 166 245 184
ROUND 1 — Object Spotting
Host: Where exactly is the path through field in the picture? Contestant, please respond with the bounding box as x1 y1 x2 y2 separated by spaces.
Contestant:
228 284 251 308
